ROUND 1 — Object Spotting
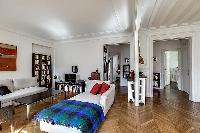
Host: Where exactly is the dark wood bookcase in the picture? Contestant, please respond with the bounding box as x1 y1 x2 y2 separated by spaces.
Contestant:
32 53 52 88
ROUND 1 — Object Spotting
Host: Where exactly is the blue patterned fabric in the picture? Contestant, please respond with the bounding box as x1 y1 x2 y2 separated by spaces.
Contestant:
34 100 105 133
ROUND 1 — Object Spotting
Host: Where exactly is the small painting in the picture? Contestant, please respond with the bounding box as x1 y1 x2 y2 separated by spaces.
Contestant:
125 58 130 63
0 43 17 71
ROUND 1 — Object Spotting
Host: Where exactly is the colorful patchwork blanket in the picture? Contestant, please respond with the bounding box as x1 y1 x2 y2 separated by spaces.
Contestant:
34 100 105 133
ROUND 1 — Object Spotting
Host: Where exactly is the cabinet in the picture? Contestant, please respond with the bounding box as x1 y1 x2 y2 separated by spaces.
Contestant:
32 53 52 88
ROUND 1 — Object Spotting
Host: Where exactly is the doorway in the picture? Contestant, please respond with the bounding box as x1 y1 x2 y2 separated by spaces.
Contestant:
162 50 179 89
153 39 191 98
103 43 130 87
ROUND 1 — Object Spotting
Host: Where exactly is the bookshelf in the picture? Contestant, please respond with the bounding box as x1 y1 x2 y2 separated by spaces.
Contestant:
32 53 52 88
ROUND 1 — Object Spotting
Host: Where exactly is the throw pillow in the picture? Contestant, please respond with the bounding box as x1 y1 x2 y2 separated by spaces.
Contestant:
99 82 110 95
90 83 102 95
0 86 12 96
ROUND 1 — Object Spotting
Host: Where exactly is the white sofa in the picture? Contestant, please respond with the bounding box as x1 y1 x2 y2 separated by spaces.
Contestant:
0 77 48 107
40 80 116 133
70 80 115 115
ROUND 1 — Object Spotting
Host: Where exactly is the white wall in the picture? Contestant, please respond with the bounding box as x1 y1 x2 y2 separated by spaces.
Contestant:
55 40 103 81
54 34 131 82
180 39 190 94
0 29 53 80
153 40 181 73
112 55 119 82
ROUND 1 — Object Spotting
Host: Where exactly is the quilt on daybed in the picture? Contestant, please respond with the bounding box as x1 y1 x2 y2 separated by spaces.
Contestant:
34 100 105 133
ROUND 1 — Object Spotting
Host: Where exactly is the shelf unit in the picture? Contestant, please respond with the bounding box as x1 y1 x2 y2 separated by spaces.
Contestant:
128 78 146 106
32 53 52 88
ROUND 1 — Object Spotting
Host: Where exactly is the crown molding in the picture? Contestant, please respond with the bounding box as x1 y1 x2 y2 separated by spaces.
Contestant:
0 25 53 45
142 21 200 33
55 32 132 44
140 21 200 40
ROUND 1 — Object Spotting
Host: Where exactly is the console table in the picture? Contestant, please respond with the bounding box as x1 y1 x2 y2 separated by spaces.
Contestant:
15 88 65 120
55 80 85 93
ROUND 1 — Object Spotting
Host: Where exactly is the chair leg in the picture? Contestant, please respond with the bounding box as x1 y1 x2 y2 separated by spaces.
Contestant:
0 124 2 131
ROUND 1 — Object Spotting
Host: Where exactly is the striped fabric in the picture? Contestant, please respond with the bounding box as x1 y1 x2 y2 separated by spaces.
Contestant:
35 100 105 133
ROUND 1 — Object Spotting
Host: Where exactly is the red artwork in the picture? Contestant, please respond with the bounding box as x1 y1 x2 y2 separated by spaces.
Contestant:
0 43 17 71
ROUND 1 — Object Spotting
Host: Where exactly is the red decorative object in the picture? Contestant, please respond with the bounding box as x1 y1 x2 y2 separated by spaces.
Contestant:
0 43 17 71
91 72 100 80
99 82 110 95
90 83 102 95
130 70 135 81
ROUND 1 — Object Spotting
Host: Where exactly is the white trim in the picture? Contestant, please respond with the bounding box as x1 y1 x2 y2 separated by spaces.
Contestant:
140 23 200 101
55 32 132 44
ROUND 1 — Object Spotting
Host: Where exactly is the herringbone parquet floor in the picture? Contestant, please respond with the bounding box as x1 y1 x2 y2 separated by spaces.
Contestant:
1 85 200 133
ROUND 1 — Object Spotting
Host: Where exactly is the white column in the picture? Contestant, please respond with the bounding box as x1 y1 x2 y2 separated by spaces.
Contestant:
134 29 139 106
130 35 135 70
191 32 200 102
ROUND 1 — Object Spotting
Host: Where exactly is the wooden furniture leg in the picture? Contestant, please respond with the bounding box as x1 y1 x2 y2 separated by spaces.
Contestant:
51 97 54 104
9 106 14 133
0 101 2 131
27 104 31 120
0 124 2 131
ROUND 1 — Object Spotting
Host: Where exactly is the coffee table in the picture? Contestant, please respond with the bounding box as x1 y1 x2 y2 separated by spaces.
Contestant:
15 88 65 120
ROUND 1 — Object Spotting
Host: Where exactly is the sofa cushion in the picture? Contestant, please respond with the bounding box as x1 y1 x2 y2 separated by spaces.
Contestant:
90 83 102 95
0 86 12 96
0 79 14 92
85 80 110 92
0 86 47 103
99 82 110 95
70 92 101 105
13 77 38 91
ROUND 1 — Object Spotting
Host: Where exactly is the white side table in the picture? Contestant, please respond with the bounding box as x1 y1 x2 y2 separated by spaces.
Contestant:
128 77 146 106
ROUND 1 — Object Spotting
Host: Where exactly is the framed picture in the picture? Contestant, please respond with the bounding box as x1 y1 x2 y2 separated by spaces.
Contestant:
72 66 78 73
0 43 17 71
125 58 130 63
153 57 157 61
123 65 130 78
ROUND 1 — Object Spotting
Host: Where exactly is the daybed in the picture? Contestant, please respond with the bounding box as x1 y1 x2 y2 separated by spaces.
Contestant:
0 77 48 107
37 80 115 133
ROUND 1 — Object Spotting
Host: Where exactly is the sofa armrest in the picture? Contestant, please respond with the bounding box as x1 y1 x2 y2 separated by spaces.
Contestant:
100 84 115 115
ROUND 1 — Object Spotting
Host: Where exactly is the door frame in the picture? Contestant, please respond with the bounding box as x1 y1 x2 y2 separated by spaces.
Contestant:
149 35 192 100
161 49 180 89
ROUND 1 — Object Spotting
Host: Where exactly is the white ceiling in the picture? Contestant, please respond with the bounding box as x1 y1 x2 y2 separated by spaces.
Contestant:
141 0 200 29
0 0 133 41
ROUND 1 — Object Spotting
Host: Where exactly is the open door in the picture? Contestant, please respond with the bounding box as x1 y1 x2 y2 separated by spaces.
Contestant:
162 50 180 88
162 50 171 87
177 48 182 91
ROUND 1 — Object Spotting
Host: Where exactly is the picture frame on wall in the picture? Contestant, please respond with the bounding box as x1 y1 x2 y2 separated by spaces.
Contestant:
125 58 130 63
0 43 17 71
123 65 130 78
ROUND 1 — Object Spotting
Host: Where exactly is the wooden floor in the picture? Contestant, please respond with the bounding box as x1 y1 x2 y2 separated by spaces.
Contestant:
1 85 200 133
